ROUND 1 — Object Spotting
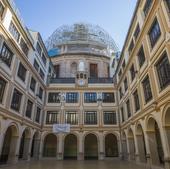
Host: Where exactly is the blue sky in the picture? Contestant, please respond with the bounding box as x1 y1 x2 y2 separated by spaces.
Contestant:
15 0 137 50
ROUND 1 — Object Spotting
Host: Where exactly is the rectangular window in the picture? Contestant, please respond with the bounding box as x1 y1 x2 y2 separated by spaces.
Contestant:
156 52 170 90
17 62 27 82
84 111 97 125
25 100 33 119
0 43 13 67
133 90 140 112
38 87 43 100
121 107 124 122
30 77 36 92
48 92 60 103
126 100 131 118
39 69 45 80
36 42 42 56
11 88 22 111
142 75 153 103
20 38 29 56
138 46 146 67
104 112 116 125
90 63 98 78
42 53 47 66
124 77 128 92
35 107 41 123
46 111 59 124
0 77 6 103
9 22 20 42
84 92 97 103
102 93 115 103
130 64 136 81
128 40 134 54
149 18 161 48
65 111 78 125
66 93 78 103
54 65 60 78
0 2 4 18
134 24 140 40
33 59 39 72
143 0 152 16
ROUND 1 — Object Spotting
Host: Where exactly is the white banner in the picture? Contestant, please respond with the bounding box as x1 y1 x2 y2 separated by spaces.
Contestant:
53 124 70 133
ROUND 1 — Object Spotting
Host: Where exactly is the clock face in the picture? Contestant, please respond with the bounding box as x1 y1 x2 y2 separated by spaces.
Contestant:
78 79 85 86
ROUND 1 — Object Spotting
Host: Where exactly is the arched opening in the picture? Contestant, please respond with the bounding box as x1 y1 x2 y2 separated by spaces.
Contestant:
43 134 57 157
31 132 40 159
19 128 31 160
71 62 77 77
122 132 128 160
147 118 164 166
127 128 135 160
105 134 118 157
84 134 98 160
64 134 77 160
136 124 147 163
0 125 18 164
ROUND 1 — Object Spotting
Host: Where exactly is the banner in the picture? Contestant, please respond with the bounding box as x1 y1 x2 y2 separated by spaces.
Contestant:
53 124 70 133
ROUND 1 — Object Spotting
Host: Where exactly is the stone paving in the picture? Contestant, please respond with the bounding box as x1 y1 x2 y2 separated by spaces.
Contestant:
1 159 149 169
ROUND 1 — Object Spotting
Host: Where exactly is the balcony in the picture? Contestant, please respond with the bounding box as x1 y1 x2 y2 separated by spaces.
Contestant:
50 78 75 84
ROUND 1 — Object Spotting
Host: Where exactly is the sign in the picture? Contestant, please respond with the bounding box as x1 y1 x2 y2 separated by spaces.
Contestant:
53 124 70 133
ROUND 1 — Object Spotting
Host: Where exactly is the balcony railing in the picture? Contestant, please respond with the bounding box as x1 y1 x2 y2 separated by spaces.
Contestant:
50 78 75 84
88 78 113 83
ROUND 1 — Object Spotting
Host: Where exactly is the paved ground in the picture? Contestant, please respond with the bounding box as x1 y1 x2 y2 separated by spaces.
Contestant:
1 159 149 169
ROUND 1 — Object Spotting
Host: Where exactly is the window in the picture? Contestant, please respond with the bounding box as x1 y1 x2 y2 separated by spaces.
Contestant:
11 88 22 111
84 93 97 103
104 112 116 125
134 24 140 40
130 64 136 81
119 87 123 99
133 90 140 112
128 40 134 54
121 107 124 122
35 107 41 123
90 64 98 78
38 87 43 100
0 43 13 67
46 111 59 124
126 100 131 118
102 93 115 103
148 19 161 48
124 77 128 92
66 93 78 103
0 77 6 103
142 75 153 103
42 53 47 66
165 0 170 11
0 2 4 18
54 65 60 78
9 22 20 42
84 111 97 125
39 69 45 80
17 62 27 82
20 38 29 56
138 46 146 67
65 112 78 125
25 100 33 119
30 77 36 92
33 59 39 72
36 42 42 56
156 52 170 90
48 92 60 103
143 0 152 16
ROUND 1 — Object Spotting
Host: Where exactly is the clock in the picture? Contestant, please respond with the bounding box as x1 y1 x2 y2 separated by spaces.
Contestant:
78 79 85 86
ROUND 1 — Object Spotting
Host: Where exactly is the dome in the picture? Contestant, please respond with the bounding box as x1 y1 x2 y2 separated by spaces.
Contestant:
46 23 119 56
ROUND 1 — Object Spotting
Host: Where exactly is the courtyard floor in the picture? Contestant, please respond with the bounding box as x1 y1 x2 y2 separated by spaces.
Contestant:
1 159 149 169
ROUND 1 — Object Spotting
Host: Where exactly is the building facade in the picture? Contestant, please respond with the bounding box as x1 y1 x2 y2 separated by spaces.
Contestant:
0 0 170 169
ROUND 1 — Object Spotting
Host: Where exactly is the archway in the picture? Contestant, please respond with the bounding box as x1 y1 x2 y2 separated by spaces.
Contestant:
19 128 31 160
147 117 164 166
43 133 57 157
31 131 40 159
84 133 98 160
0 125 19 164
127 128 135 160
64 134 77 160
105 134 118 157
122 131 128 160
136 124 146 163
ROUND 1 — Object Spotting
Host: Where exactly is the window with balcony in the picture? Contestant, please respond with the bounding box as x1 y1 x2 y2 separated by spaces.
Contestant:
84 111 97 125
17 62 27 82
137 46 146 67
90 63 98 78
156 52 170 90
0 77 6 103
9 22 20 42
134 24 140 40
126 100 131 118
104 112 116 125
35 107 41 123
30 77 36 92
124 77 128 92
33 59 39 72
133 90 140 112
148 18 161 48
25 100 33 119
0 2 4 18
84 93 97 103
11 88 22 112
66 93 78 103
65 112 78 125
0 43 13 67
143 0 152 17
130 64 136 81
142 75 153 103
102 93 115 103
36 42 42 56
46 111 59 124
48 92 60 103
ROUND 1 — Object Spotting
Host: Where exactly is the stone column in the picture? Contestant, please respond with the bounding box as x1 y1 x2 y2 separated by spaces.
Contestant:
0 132 5 156
122 139 128 160
57 134 63 160
39 138 44 159
23 138 31 160
78 132 84 160
33 139 40 159
98 132 104 160
127 137 135 161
